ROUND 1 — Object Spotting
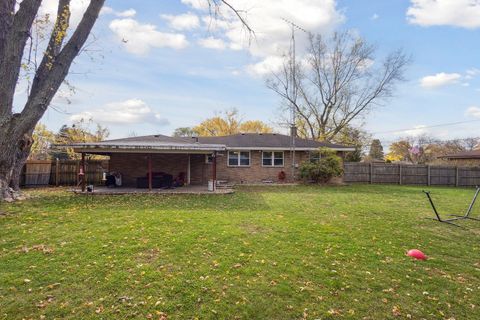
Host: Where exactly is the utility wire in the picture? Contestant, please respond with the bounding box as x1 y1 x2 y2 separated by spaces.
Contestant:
372 119 480 135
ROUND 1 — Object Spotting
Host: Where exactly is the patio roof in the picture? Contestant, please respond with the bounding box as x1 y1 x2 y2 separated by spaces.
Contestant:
66 134 226 154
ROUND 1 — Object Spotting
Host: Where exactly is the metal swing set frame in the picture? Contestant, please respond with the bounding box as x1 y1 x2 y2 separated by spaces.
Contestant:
423 186 480 227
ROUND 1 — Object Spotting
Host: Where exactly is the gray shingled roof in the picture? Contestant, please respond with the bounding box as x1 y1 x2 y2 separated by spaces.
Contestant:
194 133 352 150
65 133 354 152
440 150 480 159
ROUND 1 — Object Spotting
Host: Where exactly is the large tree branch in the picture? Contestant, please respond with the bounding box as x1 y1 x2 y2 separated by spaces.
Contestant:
0 0 42 121
29 0 71 96
219 0 254 36
0 0 15 58
19 0 105 134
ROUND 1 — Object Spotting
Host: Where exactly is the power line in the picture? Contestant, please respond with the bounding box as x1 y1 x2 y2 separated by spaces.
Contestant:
371 119 480 135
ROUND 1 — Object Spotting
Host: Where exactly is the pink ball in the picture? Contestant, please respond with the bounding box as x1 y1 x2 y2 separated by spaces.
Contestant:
407 249 427 260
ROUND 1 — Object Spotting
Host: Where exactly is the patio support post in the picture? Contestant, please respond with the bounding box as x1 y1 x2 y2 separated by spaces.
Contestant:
81 153 86 192
187 154 191 185
55 158 59 186
148 154 153 191
212 151 217 191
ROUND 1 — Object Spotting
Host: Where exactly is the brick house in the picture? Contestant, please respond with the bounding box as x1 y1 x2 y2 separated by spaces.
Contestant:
438 150 480 166
68 133 354 190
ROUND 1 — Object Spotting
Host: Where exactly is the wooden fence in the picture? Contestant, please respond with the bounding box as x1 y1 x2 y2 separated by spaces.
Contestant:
343 162 480 187
23 161 51 185
22 159 109 186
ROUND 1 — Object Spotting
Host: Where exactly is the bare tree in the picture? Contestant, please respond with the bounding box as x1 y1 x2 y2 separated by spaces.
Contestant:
268 31 409 142
459 137 480 151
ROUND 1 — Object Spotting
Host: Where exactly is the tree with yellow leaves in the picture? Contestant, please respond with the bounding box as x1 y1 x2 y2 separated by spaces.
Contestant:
239 120 273 134
29 123 55 160
186 109 273 137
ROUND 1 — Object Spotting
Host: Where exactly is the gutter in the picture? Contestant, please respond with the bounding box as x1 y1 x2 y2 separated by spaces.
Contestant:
58 144 355 153
225 147 356 152
60 143 226 152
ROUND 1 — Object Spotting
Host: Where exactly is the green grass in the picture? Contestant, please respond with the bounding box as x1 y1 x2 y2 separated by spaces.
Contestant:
1 185 480 319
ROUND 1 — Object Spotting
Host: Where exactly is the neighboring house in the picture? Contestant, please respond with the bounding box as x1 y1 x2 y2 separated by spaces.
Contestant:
439 150 480 166
67 133 354 188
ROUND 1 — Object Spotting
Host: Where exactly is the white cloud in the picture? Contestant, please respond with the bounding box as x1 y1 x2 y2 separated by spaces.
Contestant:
181 0 209 10
101 7 136 17
466 106 480 119
39 0 90 28
213 0 343 57
420 72 461 88
184 0 344 75
465 68 480 79
407 0 480 29
403 125 428 137
117 9 137 18
198 36 227 50
70 99 169 125
161 13 200 30
247 55 285 76
100 6 114 15
371 13 380 20
202 16 232 31
109 18 188 55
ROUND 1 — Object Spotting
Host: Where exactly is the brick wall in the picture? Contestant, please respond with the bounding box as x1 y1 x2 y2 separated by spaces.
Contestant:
109 153 189 187
193 150 311 184
190 154 212 185
109 150 343 186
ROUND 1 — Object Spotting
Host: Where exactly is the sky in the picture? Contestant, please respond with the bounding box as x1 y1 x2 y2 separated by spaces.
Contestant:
15 0 480 147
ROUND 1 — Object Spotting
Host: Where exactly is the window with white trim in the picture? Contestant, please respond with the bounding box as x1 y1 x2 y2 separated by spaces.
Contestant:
262 151 284 167
228 151 250 166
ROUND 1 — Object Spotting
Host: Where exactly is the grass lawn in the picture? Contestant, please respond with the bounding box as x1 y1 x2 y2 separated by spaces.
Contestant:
1 185 480 319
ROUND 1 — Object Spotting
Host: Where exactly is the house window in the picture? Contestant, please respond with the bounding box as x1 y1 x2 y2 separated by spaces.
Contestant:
228 151 250 166
262 151 284 167
205 154 214 164
309 151 321 163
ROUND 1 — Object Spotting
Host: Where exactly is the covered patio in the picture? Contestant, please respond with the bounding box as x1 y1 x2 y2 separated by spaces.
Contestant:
73 185 234 195
66 135 227 193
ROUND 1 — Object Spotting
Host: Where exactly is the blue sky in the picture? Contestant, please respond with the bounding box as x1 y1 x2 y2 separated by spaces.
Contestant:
20 0 480 146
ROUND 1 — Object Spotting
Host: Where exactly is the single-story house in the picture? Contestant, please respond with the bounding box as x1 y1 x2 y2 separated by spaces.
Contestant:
67 133 354 191
438 150 480 166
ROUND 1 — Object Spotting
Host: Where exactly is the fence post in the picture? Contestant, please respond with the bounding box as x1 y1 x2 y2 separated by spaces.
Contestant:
399 164 402 185
55 158 59 186
369 163 373 184
427 165 431 186
455 166 459 187
75 160 80 185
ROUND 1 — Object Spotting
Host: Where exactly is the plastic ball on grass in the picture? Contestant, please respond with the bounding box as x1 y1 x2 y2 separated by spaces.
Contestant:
407 249 427 260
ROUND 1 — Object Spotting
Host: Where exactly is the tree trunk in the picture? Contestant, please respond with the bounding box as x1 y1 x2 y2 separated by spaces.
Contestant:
0 126 33 200
9 130 33 191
